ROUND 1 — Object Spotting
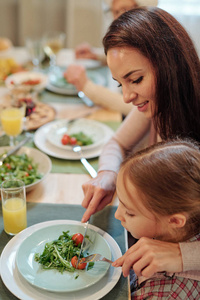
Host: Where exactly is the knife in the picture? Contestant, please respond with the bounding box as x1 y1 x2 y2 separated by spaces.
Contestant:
0 135 32 166
77 220 89 267
78 91 94 107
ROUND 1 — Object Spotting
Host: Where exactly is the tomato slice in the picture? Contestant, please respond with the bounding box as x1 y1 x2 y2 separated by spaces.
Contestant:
61 134 70 145
72 233 84 246
70 137 77 145
71 256 87 269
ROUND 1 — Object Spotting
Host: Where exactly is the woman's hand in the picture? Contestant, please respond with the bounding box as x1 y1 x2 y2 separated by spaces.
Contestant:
112 237 183 277
64 65 88 91
81 171 117 222
75 42 98 60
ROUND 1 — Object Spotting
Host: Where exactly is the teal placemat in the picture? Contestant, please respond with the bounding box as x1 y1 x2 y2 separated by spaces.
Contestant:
0 203 129 300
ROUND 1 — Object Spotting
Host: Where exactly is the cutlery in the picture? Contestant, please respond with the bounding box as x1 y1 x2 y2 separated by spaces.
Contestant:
72 145 97 178
78 91 94 107
0 135 32 166
77 220 89 267
81 253 113 264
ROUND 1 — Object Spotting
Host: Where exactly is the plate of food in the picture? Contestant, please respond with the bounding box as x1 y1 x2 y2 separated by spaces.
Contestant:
16 223 111 292
34 120 114 160
0 220 122 300
5 71 48 92
46 69 106 95
0 146 52 192
46 119 106 151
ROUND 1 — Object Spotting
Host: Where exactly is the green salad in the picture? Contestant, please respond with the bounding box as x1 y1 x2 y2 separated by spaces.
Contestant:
34 231 94 274
0 153 42 185
61 131 93 146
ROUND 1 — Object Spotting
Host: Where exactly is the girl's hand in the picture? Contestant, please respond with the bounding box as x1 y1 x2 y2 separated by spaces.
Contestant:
64 65 88 91
112 237 183 277
81 171 117 222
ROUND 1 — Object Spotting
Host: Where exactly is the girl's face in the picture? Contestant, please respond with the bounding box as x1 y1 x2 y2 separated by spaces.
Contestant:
107 47 156 119
115 170 166 240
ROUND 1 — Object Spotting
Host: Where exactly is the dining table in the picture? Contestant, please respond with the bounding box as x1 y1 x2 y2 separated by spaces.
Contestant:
0 47 131 300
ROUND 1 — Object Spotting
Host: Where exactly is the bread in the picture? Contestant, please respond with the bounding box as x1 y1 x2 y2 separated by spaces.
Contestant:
0 37 12 51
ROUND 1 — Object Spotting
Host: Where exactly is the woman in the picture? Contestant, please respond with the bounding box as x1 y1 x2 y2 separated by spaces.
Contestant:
81 7 200 277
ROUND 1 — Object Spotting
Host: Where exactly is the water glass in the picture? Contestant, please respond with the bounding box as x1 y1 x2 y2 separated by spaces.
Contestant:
43 31 65 71
1 179 27 235
26 37 45 70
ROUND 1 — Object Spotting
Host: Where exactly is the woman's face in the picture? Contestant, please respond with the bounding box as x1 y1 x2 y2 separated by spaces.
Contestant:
107 47 156 119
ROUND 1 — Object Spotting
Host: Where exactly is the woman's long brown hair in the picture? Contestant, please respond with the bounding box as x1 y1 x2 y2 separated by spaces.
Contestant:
103 7 200 142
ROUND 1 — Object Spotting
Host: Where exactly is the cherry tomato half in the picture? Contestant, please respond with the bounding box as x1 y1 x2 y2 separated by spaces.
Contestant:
71 256 87 270
61 134 70 145
72 233 84 246
70 137 77 145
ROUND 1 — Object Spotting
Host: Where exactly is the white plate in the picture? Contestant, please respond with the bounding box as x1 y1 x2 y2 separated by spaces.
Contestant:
0 220 122 300
16 224 111 292
46 119 105 151
0 146 52 192
58 59 101 69
34 120 114 160
46 70 106 95
56 50 101 69
5 71 49 92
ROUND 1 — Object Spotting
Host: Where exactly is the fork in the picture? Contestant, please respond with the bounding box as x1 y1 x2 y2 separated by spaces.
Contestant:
81 253 113 264
72 145 97 178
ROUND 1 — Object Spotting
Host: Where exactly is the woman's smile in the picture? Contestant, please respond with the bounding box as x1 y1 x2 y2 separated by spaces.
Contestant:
107 47 156 119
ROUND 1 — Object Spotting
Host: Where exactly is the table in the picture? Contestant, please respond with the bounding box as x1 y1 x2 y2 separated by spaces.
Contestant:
0 48 131 299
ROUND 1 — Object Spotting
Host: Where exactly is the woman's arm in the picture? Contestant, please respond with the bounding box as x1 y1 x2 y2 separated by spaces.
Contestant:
112 237 200 278
81 109 151 222
179 241 200 271
112 237 183 277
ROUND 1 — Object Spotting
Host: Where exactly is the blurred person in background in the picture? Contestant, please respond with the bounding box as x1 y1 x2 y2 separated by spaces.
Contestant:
64 0 158 116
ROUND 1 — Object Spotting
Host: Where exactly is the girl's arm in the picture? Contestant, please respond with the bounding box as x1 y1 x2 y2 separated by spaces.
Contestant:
82 79 132 116
64 64 133 115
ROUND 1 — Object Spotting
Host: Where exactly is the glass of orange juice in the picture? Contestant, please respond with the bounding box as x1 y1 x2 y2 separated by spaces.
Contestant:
1 179 27 235
0 106 24 146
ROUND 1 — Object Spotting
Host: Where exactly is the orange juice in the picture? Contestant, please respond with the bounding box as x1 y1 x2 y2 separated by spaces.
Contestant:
2 197 27 235
1 107 23 136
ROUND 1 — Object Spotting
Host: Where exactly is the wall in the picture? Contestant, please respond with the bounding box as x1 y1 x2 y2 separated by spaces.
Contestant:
0 0 199 56
0 0 104 48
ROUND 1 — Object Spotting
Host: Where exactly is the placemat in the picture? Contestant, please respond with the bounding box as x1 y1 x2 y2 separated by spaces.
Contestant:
0 203 129 300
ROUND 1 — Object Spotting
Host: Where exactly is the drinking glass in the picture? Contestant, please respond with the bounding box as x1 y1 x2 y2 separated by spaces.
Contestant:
26 37 45 70
1 179 27 235
0 106 25 146
43 31 65 72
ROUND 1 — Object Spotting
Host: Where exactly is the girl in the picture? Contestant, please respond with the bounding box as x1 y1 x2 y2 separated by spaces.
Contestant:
114 139 200 299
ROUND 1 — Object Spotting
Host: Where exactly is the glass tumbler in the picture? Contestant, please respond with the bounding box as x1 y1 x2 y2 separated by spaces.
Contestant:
1 179 27 235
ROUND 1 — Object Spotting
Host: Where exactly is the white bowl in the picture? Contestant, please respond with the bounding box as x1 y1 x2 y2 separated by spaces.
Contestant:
5 71 48 92
0 146 52 192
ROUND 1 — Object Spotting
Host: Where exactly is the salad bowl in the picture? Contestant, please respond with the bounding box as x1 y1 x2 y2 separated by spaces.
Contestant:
0 146 52 192
5 71 48 92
